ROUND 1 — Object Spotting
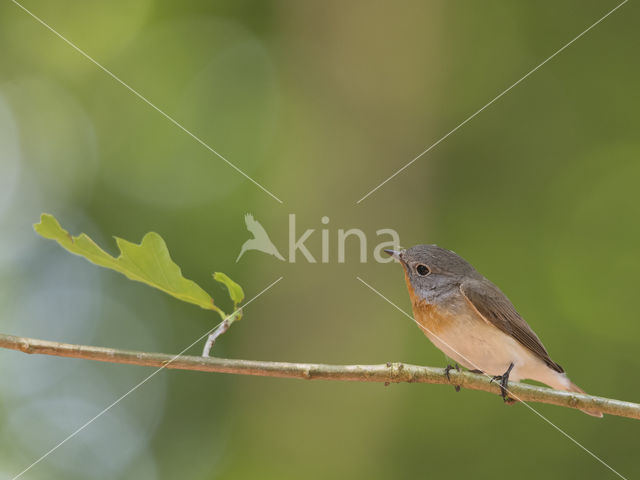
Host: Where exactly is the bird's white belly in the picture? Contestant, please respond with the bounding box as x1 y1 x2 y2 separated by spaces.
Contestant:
418 310 543 381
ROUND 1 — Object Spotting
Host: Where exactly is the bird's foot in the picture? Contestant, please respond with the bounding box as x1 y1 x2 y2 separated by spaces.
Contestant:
444 364 461 392
490 363 514 402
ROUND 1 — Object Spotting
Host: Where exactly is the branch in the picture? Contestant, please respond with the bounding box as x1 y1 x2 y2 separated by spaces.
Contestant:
1 333 638 420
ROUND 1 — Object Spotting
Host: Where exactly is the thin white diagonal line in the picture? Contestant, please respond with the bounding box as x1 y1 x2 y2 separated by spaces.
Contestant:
10 0 284 205
357 276 627 480
10 276 284 480
356 0 628 204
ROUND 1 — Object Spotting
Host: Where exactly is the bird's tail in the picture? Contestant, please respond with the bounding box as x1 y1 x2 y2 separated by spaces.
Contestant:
565 381 603 418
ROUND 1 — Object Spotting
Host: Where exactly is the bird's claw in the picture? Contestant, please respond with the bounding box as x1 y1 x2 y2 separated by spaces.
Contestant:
490 363 514 403
444 363 461 392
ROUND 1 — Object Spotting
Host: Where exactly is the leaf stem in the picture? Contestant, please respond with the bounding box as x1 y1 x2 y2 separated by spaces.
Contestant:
202 310 242 357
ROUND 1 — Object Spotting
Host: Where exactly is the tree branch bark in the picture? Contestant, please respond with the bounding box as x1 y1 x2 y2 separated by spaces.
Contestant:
1 332 638 420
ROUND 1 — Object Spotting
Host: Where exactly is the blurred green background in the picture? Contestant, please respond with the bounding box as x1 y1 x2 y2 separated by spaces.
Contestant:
1 0 638 478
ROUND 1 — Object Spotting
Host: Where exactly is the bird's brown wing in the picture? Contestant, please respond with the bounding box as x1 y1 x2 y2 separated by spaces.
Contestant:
460 280 563 373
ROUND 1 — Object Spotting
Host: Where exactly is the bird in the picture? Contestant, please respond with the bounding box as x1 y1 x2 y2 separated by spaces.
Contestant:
236 214 285 262
385 245 602 417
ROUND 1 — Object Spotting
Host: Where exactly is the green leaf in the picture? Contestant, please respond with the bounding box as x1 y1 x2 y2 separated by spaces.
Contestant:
213 272 245 306
34 213 225 317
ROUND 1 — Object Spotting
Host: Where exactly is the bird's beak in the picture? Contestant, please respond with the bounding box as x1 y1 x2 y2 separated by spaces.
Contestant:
384 249 402 261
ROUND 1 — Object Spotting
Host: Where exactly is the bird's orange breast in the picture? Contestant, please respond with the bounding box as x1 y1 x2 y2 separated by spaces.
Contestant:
403 270 454 335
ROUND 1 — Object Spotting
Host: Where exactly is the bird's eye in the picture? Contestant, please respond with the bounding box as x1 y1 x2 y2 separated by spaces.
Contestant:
416 264 430 276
